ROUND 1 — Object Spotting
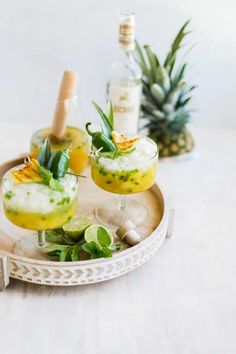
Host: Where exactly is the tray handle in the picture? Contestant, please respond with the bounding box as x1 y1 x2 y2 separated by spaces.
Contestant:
166 208 175 238
0 253 9 291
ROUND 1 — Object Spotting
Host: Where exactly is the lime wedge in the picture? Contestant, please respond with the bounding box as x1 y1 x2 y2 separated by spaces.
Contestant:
84 225 113 247
63 215 92 241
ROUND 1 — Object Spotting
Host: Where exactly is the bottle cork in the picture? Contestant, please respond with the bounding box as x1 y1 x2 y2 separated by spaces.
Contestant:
116 220 141 246
50 70 78 141
116 220 136 239
123 229 141 246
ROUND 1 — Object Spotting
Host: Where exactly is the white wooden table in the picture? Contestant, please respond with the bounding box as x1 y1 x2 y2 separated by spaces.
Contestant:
0 122 235 354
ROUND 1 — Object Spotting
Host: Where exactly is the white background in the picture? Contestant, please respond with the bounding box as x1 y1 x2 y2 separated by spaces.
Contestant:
0 0 236 128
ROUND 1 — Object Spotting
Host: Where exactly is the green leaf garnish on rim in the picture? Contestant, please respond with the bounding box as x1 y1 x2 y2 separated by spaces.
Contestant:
34 138 85 191
38 165 64 192
92 101 113 139
86 101 138 158
37 138 52 167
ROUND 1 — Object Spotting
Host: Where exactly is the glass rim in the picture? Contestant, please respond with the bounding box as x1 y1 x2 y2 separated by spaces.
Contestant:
2 164 78 189
94 136 159 162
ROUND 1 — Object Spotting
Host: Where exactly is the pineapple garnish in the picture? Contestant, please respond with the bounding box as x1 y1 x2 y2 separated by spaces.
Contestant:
11 158 43 184
111 131 140 151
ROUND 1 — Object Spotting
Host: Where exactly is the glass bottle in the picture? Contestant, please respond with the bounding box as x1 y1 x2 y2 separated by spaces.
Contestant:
107 11 142 135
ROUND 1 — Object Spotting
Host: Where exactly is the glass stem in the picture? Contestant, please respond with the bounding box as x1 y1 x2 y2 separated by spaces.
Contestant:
118 195 127 211
38 230 46 247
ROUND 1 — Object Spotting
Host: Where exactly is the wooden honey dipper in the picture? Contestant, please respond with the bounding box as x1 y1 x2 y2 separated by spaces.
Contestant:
50 70 78 141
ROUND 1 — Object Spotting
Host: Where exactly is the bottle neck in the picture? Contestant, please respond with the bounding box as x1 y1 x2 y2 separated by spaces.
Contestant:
119 46 135 61
118 36 135 52
118 12 135 53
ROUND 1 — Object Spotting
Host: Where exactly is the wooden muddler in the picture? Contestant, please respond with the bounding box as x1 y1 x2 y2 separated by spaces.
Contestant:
50 70 78 140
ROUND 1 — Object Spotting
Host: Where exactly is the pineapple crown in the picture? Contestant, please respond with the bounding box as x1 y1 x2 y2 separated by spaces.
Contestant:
135 20 196 137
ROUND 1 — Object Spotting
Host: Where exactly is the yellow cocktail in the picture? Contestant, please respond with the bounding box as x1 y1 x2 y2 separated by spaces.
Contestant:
90 137 158 226
2 165 78 231
91 158 157 194
91 137 158 194
30 126 89 174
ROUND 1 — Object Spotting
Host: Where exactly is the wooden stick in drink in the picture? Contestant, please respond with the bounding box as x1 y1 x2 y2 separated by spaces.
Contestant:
50 70 78 140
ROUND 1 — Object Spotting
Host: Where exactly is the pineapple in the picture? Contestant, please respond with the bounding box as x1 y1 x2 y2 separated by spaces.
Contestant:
111 131 140 150
11 159 43 184
135 20 195 157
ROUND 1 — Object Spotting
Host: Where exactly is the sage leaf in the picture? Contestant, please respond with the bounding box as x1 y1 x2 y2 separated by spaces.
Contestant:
37 138 52 167
59 248 69 262
101 247 112 258
97 227 111 247
71 245 80 261
46 230 64 244
62 234 76 245
46 250 60 257
82 241 100 255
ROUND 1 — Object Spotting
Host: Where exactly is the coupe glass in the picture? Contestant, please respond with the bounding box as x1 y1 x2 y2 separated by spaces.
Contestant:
90 137 158 227
2 164 78 258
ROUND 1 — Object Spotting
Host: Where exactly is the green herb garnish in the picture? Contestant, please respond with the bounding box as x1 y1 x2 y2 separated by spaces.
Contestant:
38 165 64 192
37 138 51 167
92 100 113 139
45 223 125 262
86 123 116 153
85 102 137 159
35 138 81 191
4 190 14 200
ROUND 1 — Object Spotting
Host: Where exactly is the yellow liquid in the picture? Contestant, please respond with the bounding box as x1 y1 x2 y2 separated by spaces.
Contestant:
4 199 77 231
91 159 158 194
30 126 89 174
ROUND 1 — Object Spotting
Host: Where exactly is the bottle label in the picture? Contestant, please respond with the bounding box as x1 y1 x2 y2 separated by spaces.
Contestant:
109 83 142 135
119 23 134 36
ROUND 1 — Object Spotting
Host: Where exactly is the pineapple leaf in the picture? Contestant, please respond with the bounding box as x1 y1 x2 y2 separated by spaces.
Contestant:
156 66 171 91
135 40 150 80
189 85 197 92
164 20 190 68
180 96 192 107
142 82 160 106
171 63 187 88
167 82 185 104
168 110 190 133
142 99 158 113
144 45 160 84
168 56 176 77
136 20 195 138
107 100 114 127
152 110 165 119
92 101 113 138
175 84 195 109
150 84 165 104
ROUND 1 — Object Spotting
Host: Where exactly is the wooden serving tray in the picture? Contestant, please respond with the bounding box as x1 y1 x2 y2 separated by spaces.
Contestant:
0 156 173 289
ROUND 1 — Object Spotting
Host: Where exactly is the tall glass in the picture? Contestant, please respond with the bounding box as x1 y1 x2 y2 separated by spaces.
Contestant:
2 164 78 258
90 137 158 227
30 94 89 174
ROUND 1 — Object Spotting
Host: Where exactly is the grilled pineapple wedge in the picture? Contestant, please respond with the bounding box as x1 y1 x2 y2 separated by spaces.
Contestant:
11 159 43 184
112 131 140 151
